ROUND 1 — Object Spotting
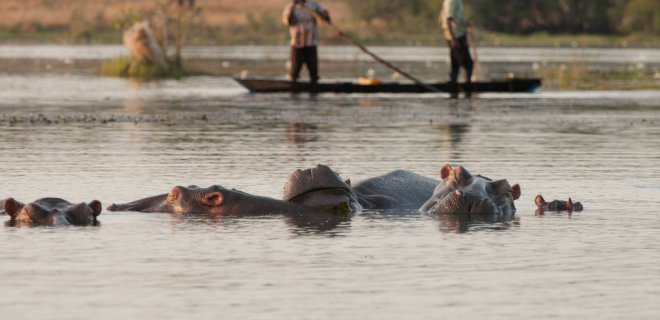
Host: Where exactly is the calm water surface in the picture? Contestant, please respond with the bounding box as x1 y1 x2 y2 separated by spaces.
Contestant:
1 52 660 319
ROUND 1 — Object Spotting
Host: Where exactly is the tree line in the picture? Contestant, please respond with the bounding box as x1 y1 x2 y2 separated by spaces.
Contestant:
342 0 659 35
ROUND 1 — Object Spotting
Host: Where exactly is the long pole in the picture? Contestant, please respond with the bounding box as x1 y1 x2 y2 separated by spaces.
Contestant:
299 4 441 93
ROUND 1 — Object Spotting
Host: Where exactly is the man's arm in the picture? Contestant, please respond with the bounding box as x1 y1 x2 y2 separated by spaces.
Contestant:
317 7 331 23
282 3 298 26
446 17 457 49
446 19 470 49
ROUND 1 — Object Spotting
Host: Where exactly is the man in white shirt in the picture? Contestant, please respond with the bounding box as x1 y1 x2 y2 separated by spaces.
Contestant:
440 0 474 98
282 0 331 84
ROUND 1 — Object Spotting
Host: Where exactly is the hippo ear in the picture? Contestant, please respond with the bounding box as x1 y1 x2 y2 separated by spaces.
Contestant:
345 179 351 187
3 198 23 219
453 166 474 186
440 164 453 179
203 192 224 207
534 195 545 208
89 200 102 218
512 184 521 200
167 187 182 203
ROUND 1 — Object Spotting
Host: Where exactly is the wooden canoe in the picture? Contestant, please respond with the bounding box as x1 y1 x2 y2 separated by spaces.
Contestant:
234 77 542 94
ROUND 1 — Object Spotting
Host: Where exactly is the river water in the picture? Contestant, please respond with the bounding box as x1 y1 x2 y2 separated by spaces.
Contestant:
1 46 660 319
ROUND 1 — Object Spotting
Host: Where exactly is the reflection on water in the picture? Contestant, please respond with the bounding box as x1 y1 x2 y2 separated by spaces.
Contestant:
286 122 319 145
435 212 519 234
0 72 660 319
285 211 352 235
535 209 575 218
4 219 102 228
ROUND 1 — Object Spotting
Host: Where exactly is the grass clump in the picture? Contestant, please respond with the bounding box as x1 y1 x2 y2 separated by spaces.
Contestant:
101 57 192 79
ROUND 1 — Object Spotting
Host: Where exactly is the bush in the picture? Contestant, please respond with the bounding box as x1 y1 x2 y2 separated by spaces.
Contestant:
101 57 190 79
343 0 659 35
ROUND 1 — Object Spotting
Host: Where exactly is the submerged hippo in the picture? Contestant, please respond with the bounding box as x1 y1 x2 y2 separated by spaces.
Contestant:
420 164 521 216
108 164 357 215
535 195 583 214
350 170 439 210
283 164 360 212
2 197 102 226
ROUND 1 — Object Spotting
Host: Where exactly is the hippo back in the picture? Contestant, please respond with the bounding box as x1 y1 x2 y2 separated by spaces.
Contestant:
352 170 439 210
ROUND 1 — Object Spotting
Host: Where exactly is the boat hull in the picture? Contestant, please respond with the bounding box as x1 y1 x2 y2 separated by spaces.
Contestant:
234 78 542 93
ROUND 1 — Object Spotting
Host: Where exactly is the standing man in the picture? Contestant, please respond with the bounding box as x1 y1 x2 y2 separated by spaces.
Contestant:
440 0 473 98
282 0 331 84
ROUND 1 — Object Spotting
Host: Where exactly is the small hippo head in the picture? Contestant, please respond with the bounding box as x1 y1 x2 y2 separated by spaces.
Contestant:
420 164 521 217
535 195 583 213
283 164 361 213
3 197 102 226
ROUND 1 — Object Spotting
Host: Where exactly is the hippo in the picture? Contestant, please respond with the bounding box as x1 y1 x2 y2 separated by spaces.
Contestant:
420 164 521 217
535 195 583 214
283 164 360 212
108 164 358 215
349 170 439 210
2 197 102 226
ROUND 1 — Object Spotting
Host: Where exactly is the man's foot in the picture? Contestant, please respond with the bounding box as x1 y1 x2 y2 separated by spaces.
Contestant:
449 92 459 99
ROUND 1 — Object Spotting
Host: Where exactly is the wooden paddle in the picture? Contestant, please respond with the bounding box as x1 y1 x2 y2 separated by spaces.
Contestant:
298 4 441 93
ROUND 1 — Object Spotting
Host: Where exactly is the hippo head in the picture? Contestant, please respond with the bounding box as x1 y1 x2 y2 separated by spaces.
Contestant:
160 185 227 214
109 185 259 214
535 195 583 214
3 197 102 226
283 164 361 213
420 164 521 217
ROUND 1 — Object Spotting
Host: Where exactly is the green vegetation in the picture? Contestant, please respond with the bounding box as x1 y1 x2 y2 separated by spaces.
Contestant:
466 0 618 34
102 0 203 79
1 0 658 47
340 0 442 34
101 57 196 79
344 0 660 40
620 0 660 34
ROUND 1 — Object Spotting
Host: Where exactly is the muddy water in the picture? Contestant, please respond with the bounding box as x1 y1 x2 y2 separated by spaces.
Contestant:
1 56 660 318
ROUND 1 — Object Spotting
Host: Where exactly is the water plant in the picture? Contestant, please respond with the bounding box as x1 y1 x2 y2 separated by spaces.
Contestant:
103 0 202 79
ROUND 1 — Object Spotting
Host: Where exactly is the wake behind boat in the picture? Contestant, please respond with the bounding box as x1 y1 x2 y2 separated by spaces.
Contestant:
234 77 542 94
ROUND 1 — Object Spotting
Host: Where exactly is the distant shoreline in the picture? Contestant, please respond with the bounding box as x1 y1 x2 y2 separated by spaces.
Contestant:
1 45 658 91
1 30 659 49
